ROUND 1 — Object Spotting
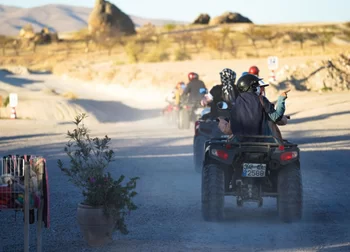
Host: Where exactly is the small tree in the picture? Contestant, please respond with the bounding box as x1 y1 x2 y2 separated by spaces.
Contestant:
314 31 334 52
124 37 146 63
190 33 205 53
227 34 237 57
57 113 139 234
173 31 192 53
244 26 262 55
260 29 282 48
288 30 310 50
12 39 20 56
0 36 9 56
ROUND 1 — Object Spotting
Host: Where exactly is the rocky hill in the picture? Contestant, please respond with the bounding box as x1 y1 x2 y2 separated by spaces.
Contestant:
0 4 186 36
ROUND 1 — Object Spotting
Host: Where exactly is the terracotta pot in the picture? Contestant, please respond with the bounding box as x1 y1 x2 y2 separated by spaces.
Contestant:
77 203 115 247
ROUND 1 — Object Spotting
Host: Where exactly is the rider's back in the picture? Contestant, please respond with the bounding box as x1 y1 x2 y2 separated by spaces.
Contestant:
185 79 206 103
230 92 269 136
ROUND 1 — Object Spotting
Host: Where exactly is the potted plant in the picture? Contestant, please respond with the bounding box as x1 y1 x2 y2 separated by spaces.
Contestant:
57 113 139 247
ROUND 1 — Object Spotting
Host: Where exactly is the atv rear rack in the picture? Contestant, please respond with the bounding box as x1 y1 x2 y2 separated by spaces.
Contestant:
209 135 298 148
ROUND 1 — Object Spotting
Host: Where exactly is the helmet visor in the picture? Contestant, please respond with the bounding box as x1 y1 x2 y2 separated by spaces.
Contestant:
258 79 269 87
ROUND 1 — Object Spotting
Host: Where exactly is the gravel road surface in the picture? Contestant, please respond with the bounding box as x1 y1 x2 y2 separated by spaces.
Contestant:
1 72 350 252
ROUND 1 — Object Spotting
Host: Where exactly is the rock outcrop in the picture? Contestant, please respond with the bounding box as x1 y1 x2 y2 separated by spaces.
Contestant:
88 0 136 37
19 24 35 40
193 14 211 25
209 12 253 25
19 24 59 45
276 53 350 91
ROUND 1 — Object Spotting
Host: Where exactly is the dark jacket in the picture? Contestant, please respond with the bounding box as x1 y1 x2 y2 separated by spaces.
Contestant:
208 84 230 119
229 88 286 136
182 79 206 104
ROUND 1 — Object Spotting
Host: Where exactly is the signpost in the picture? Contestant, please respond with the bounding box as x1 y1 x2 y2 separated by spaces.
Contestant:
267 56 279 83
267 56 279 70
9 93 18 119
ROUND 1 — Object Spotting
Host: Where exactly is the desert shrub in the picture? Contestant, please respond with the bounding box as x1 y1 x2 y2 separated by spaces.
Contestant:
62 91 78 100
3 96 9 107
164 24 176 32
144 42 170 62
174 48 191 61
125 39 145 63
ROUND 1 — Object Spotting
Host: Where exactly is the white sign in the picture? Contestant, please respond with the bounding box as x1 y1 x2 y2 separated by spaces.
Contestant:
9 93 18 107
267 56 279 70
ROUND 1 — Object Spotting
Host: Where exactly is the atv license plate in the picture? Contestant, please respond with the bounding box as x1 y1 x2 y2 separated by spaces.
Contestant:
242 163 266 177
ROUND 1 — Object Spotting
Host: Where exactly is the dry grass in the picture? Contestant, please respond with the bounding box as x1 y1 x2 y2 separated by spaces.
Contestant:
62 91 78 100
0 22 349 74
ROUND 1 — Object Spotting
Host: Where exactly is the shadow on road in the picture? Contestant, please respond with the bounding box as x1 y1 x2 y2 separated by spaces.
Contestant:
0 70 44 87
288 111 350 125
69 99 161 123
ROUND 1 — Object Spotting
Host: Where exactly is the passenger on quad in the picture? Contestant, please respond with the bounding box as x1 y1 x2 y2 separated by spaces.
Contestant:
218 72 289 140
200 69 237 119
248 65 289 128
174 81 186 106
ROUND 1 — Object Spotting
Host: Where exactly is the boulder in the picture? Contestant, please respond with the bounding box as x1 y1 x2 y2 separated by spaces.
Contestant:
19 24 35 40
193 14 211 25
88 0 136 37
209 12 253 25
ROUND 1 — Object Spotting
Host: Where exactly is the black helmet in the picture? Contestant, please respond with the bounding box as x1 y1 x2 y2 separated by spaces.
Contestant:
236 74 262 93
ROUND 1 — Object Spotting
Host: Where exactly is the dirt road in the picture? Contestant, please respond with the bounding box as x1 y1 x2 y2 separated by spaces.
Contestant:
0 71 350 252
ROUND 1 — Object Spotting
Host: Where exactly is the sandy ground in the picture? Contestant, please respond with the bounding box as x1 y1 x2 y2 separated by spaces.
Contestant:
0 68 350 252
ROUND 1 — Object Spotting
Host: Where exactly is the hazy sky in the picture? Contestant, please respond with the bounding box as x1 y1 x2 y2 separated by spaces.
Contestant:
4 0 350 24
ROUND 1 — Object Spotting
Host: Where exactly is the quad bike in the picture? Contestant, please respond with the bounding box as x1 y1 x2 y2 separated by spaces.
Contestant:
162 103 179 125
178 90 206 130
193 110 229 173
201 101 302 223
193 87 231 173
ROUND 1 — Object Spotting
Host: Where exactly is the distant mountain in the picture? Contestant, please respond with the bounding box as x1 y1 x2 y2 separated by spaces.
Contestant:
0 4 186 36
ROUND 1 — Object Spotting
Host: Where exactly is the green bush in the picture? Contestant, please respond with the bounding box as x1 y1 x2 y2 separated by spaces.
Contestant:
3 96 9 107
163 24 176 32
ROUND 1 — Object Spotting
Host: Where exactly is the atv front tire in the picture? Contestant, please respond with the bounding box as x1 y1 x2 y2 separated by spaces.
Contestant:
202 164 224 221
193 136 207 173
277 164 303 223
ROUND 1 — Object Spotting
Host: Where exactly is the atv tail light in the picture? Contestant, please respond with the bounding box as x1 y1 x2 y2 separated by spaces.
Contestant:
280 151 298 161
279 145 285 151
211 149 229 160
194 121 200 136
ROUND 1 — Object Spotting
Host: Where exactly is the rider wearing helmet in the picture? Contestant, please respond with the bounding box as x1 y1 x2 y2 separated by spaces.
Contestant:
220 72 288 137
248 65 260 76
181 72 206 105
247 66 289 125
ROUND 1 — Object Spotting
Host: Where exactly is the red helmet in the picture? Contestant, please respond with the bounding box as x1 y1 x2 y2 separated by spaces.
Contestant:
188 72 198 81
248 66 260 76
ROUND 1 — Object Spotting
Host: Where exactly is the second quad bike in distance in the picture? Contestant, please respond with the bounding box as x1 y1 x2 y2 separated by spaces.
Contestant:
201 101 303 223
178 88 207 130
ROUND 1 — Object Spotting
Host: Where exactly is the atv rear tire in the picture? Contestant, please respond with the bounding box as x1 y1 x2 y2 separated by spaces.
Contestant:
277 164 303 223
193 136 207 173
202 164 224 221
